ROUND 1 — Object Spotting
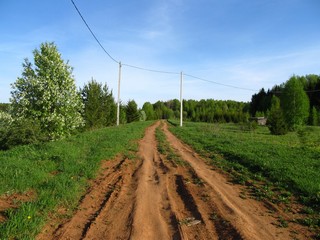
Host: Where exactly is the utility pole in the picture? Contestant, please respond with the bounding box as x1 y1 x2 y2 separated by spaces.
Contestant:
117 62 122 126
180 71 183 127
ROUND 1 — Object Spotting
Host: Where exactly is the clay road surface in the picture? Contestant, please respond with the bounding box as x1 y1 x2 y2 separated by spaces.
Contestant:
37 121 309 240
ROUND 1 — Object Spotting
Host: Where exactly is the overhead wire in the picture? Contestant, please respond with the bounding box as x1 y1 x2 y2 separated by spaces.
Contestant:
70 0 272 92
70 0 119 64
121 63 180 75
183 73 258 92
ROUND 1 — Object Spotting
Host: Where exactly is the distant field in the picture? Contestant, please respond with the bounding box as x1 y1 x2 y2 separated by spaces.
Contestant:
0 121 153 239
169 121 320 206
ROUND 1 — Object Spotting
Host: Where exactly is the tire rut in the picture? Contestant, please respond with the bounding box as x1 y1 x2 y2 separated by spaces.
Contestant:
162 121 308 240
37 121 310 240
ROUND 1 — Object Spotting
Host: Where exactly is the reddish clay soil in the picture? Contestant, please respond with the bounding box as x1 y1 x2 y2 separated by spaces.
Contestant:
0 190 36 223
36 121 312 240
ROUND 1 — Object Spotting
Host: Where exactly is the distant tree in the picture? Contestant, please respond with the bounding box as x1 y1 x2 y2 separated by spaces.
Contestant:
309 106 318 126
304 74 320 115
142 102 155 120
126 100 139 123
139 110 146 121
0 118 46 150
119 103 127 124
250 88 272 116
281 76 309 130
10 42 84 139
267 96 287 135
81 79 116 129
153 101 168 119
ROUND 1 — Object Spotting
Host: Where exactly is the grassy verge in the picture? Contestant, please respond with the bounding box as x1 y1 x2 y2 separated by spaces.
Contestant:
168 120 320 232
0 121 153 239
155 124 187 166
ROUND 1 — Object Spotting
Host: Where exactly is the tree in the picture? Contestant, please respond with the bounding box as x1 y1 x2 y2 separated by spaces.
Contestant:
267 96 287 135
81 79 116 129
309 106 318 126
11 42 84 139
119 102 127 124
126 100 139 123
250 88 272 116
142 102 155 120
281 76 309 130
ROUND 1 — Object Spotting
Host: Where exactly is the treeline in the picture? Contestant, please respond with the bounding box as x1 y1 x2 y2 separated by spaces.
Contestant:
250 74 320 125
2 42 319 150
0 42 142 150
250 74 320 135
142 99 249 123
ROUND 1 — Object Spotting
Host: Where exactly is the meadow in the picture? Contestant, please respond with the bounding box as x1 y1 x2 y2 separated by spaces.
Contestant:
0 121 153 239
170 121 320 226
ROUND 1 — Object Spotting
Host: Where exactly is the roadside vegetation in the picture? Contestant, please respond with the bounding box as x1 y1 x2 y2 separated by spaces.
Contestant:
155 123 188 167
168 120 320 234
1 40 320 238
0 121 152 239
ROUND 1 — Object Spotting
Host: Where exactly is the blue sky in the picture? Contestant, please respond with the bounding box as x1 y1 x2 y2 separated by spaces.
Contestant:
1 0 320 107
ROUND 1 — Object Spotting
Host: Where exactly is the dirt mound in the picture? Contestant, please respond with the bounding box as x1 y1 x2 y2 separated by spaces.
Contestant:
37 121 311 240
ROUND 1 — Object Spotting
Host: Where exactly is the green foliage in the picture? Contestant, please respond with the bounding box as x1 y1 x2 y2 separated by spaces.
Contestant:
126 100 139 123
0 103 10 112
139 110 146 121
10 42 84 140
0 118 47 150
297 127 320 148
281 76 310 130
169 121 320 206
147 99 249 123
119 103 127 124
267 96 288 135
142 102 155 120
0 111 13 126
0 121 152 239
155 124 187 166
255 111 265 117
309 106 318 126
81 79 116 129
250 88 273 116
241 120 258 132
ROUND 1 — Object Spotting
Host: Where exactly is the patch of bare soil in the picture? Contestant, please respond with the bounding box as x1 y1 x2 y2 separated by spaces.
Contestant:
37 121 312 240
0 190 36 223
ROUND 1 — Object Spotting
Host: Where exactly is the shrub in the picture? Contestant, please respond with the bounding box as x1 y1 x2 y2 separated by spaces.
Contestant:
0 118 47 150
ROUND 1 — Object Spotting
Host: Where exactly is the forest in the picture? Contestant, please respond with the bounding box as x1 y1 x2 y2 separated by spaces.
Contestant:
251 74 320 124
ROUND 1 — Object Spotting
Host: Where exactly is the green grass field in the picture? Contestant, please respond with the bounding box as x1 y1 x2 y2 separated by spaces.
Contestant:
170 121 320 230
0 121 153 239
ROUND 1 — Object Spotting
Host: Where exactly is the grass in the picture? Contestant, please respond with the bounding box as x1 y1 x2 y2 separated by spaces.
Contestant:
168 120 320 231
0 121 153 239
155 124 188 166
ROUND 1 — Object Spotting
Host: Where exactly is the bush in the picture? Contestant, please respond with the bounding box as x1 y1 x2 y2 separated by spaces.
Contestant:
267 109 288 135
0 118 47 150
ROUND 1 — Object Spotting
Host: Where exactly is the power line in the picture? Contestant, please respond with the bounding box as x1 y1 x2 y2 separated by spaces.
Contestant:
70 0 266 92
70 0 119 64
183 73 257 92
122 63 180 75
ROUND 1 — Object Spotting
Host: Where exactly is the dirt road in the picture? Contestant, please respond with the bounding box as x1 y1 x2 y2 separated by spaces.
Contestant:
37 121 310 240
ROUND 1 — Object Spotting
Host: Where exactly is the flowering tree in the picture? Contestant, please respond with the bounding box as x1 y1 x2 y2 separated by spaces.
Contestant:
11 42 84 139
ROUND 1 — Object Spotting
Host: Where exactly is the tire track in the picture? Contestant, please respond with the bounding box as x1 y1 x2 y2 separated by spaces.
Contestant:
37 121 310 239
162 121 304 240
